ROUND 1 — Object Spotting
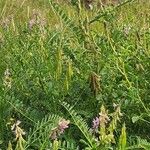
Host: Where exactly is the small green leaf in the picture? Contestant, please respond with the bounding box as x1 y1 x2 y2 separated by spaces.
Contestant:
132 116 140 123
0 140 3 144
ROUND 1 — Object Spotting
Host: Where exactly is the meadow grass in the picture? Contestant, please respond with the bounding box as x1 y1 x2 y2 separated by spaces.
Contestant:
0 0 150 149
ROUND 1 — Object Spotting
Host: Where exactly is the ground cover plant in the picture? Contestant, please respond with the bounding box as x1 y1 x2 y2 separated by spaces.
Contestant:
0 0 150 149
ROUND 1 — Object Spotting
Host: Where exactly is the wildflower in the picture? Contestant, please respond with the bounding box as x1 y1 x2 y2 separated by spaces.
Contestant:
11 120 21 131
98 105 110 127
123 25 131 36
89 72 101 96
58 119 70 134
92 117 100 130
50 118 70 140
50 128 58 140
28 9 46 30
84 0 94 10
3 68 12 89
39 18 46 27
88 4 93 10
115 105 123 118
4 68 11 77
113 103 118 108
1 15 13 29
11 120 26 140
99 111 110 125
28 18 36 29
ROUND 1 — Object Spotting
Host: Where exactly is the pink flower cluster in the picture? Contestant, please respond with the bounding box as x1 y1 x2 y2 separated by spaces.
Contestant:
50 119 70 140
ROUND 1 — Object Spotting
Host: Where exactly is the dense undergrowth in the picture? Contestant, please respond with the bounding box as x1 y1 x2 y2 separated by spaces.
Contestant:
0 0 150 149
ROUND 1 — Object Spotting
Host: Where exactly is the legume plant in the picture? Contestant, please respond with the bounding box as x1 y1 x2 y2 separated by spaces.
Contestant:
0 0 150 149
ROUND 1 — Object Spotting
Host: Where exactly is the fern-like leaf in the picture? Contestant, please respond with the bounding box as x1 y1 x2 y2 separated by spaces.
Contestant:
49 0 83 41
137 137 150 150
89 0 135 24
61 102 96 149
60 141 79 150
25 114 61 149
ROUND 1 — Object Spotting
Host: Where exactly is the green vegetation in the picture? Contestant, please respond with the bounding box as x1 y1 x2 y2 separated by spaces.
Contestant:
0 0 150 149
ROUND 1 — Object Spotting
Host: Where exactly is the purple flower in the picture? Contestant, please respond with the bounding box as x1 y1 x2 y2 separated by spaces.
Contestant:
92 117 100 130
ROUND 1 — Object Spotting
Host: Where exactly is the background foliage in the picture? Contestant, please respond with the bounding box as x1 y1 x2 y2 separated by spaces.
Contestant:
0 0 150 149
